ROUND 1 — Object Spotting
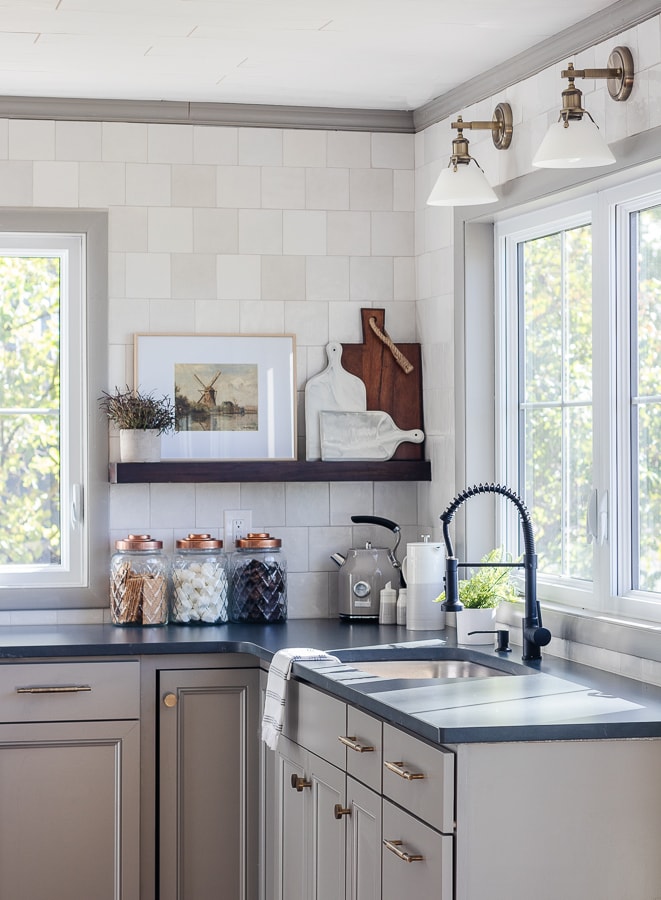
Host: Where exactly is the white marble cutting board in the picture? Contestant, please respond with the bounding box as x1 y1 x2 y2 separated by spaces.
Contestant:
320 410 424 461
305 342 367 460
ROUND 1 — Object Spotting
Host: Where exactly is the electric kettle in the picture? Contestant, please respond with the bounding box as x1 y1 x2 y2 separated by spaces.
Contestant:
331 515 402 618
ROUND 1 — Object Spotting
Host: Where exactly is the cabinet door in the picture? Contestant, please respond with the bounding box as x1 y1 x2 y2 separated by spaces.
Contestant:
382 800 453 900
0 719 140 900
307 752 346 900
159 668 259 900
273 736 309 900
346 776 381 900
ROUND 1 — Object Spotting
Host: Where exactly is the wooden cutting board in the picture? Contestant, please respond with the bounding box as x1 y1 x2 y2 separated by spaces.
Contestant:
341 309 424 460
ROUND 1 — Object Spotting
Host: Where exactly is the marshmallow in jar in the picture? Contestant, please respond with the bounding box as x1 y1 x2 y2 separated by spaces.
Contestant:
171 534 228 624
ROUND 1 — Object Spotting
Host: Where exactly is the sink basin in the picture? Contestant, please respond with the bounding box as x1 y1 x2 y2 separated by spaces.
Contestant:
352 659 512 680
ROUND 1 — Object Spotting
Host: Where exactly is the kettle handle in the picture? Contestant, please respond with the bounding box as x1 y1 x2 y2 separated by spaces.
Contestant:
350 515 400 534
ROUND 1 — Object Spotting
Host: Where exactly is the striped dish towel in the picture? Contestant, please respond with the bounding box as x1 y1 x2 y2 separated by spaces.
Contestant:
261 648 340 751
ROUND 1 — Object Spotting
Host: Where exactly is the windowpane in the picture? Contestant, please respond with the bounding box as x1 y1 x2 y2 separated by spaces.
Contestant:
519 224 593 584
632 206 661 593
0 255 61 570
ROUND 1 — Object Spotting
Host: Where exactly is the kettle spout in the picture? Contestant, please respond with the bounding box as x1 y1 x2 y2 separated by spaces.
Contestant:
330 552 346 567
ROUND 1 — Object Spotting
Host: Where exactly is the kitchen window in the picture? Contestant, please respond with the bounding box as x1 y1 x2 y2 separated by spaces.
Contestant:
0 211 107 610
497 174 661 621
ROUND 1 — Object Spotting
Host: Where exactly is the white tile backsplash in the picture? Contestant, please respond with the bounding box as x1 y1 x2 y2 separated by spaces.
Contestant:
79 161 126 206
33 161 79 206
103 122 148 162
56 121 102 161
9 119 55 160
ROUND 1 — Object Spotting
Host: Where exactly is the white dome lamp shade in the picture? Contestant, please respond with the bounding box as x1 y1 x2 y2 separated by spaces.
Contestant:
427 103 513 207
533 47 634 169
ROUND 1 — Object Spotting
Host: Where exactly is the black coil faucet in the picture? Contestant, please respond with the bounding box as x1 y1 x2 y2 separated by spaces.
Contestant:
440 483 551 661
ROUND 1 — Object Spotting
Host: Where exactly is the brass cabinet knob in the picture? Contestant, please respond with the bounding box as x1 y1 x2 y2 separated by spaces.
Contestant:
290 773 312 792
334 804 351 819
163 692 178 708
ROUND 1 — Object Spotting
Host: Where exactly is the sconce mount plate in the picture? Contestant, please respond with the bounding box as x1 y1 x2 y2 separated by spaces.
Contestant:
607 46 634 101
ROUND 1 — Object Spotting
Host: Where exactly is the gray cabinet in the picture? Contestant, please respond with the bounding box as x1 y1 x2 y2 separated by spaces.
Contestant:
158 665 260 900
0 660 141 900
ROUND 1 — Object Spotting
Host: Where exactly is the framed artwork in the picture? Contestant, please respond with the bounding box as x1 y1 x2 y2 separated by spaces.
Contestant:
134 333 297 460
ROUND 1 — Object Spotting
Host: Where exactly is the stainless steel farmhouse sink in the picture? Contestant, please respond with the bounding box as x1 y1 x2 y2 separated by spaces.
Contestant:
350 658 513 680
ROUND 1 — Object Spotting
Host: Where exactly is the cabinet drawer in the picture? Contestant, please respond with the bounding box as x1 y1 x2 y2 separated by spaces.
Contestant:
0 661 140 722
282 681 346 768
382 723 454 834
343 706 382 793
382 799 453 900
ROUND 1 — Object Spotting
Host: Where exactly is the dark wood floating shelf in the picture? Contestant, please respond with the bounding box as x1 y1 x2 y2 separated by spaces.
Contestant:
109 459 432 484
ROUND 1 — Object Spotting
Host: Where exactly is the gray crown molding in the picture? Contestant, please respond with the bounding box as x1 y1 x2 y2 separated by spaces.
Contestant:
414 0 661 131
0 0 656 134
0 94 414 133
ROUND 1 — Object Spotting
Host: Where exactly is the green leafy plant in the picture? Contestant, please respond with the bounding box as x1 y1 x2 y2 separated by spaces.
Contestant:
435 547 519 608
98 386 175 434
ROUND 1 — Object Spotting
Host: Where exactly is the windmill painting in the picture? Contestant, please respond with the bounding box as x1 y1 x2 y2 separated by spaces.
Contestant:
174 362 259 432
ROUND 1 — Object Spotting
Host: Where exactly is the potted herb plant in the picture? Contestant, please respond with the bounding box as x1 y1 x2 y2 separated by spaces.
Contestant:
99 386 176 462
435 547 518 644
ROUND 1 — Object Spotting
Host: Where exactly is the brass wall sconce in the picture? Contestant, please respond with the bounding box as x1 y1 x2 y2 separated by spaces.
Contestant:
427 102 513 206
533 45 634 168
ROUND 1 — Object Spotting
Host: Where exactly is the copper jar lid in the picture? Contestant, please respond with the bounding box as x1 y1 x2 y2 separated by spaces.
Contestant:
235 532 282 549
114 533 163 551
175 533 223 550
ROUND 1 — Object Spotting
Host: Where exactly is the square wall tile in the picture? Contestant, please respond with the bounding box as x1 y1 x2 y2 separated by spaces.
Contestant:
239 209 283 254
9 120 55 160
328 301 367 343
195 298 240 332
350 169 393 211
239 482 286 526
283 130 327 167
327 211 370 256
350 257 393 301
0 161 32 205
148 124 193 163
109 483 151 531
306 256 350 302
79 161 126 207
240 300 285 333
172 253 217 299
306 168 350 210
150 484 196 529
309 526 352 571
372 132 415 169
217 254 261 300
193 208 238 253
108 207 148 253
103 122 148 162
148 299 197 332
56 121 102 161
238 127 283 166
126 163 171 206
194 483 241 528
262 255 305 301
374 481 419 526
287 572 330 618
284 301 328 345
330 482 373 525
283 210 326 255
286 482 329 526
217 165 260 207
327 131 370 168
193 125 238 165
172 164 216 207
275 526 309 572
148 207 193 253
262 166 305 209
125 252 171 299
33 161 78 206
372 211 415 257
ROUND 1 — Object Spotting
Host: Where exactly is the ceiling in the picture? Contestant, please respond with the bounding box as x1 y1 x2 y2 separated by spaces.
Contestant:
0 0 631 112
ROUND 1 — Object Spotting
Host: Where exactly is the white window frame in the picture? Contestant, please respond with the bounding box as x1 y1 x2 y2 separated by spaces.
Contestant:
495 173 661 624
0 210 107 611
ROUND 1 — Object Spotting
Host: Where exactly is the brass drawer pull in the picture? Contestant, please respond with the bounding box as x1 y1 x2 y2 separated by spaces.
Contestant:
383 839 424 863
15 684 92 694
290 774 312 792
163 693 178 708
338 735 375 753
334 804 351 819
384 760 425 781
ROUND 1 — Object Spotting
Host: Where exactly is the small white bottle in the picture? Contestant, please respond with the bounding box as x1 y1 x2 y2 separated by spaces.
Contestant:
396 587 407 626
379 581 397 624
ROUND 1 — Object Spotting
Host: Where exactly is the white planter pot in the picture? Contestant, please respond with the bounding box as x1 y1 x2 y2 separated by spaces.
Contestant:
119 429 161 463
455 606 497 644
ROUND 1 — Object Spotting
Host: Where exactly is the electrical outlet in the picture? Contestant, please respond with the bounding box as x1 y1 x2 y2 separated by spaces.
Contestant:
223 509 252 546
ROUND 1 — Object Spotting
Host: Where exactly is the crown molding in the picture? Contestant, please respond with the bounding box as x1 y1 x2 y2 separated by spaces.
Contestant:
0 94 414 133
414 0 661 131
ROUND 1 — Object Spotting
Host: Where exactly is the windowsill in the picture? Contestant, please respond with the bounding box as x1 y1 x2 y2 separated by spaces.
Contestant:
497 600 661 666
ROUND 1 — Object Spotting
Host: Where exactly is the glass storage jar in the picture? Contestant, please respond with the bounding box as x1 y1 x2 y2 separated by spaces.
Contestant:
229 532 287 623
110 533 169 626
171 533 228 624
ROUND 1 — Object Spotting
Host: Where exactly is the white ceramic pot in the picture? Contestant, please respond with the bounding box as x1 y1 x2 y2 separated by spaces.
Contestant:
119 428 161 463
455 606 497 644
